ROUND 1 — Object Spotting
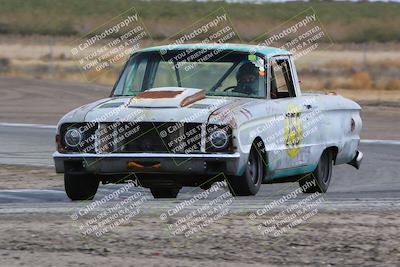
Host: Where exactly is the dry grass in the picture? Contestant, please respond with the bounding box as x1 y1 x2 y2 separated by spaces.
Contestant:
384 80 400 91
350 72 372 90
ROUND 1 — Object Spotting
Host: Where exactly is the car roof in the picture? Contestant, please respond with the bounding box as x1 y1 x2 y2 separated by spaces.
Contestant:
137 43 290 58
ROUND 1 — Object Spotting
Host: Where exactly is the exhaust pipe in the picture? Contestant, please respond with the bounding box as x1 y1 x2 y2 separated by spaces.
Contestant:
348 150 363 169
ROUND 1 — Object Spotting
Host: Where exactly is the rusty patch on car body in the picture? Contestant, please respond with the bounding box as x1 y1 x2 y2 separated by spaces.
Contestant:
136 91 183 99
181 91 206 107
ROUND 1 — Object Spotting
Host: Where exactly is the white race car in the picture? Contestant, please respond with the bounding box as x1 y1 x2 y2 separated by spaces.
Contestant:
53 44 363 200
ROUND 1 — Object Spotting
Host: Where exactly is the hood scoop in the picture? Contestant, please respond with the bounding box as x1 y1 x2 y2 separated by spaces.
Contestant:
129 87 205 108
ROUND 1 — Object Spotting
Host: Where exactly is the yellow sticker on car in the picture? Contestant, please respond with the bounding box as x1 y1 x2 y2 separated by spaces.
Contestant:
284 103 303 158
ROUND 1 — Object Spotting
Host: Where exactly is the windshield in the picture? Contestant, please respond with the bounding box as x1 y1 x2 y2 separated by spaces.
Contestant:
113 50 266 98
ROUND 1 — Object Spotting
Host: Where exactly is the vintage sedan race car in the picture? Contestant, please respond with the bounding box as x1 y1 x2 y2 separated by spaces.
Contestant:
53 44 363 200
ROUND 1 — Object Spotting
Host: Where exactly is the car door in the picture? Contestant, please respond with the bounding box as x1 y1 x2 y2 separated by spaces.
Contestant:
266 55 316 178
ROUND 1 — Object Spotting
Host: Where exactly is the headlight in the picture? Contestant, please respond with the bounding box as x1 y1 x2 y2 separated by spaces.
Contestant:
210 129 229 150
64 128 82 148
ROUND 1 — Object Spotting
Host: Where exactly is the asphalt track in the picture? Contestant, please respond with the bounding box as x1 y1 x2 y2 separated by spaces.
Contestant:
0 123 399 215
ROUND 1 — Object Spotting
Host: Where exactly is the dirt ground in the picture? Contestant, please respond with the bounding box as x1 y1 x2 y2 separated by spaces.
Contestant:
0 211 398 267
0 164 62 189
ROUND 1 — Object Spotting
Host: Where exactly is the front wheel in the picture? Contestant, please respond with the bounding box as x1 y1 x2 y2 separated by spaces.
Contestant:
64 172 100 201
227 144 263 196
299 150 333 193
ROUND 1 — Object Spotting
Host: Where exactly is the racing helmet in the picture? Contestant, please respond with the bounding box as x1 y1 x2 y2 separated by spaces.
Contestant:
235 61 259 94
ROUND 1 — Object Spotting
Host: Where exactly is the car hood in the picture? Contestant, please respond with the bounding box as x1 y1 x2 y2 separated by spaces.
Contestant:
57 87 257 128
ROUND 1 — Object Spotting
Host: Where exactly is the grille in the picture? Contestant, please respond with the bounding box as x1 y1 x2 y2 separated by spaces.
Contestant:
94 122 203 154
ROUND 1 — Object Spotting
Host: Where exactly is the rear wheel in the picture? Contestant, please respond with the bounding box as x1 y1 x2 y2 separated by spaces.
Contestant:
150 187 180 198
299 150 333 193
227 144 263 196
64 172 100 201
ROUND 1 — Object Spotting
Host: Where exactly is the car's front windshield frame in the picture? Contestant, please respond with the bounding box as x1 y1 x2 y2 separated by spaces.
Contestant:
112 50 266 99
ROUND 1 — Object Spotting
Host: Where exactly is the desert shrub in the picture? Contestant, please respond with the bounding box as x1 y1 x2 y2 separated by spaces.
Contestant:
350 71 372 89
384 79 400 91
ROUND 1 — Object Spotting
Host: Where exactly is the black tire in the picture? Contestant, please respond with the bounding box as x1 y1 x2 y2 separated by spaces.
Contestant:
64 172 100 201
150 187 180 198
299 150 333 193
200 180 214 190
227 144 263 196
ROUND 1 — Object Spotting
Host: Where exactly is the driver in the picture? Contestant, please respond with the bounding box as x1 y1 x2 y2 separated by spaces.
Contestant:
233 61 259 95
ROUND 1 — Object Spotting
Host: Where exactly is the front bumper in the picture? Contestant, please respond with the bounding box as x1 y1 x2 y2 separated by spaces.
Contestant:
53 151 243 175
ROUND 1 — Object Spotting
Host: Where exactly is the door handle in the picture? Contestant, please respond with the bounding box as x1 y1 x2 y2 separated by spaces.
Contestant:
304 104 312 110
